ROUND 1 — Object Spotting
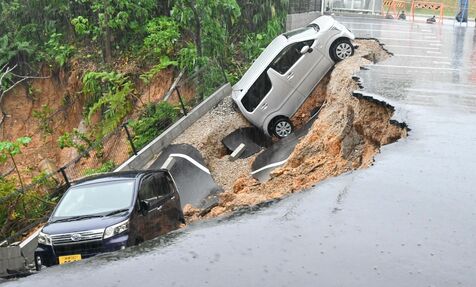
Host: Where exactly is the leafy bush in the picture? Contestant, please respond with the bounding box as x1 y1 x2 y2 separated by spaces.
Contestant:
143 16 180 57
129 102 180 150
84 160 116 176
42 33 75 67
82 71 134 137
139 56 178 84
57 129 93 154
32 104 53 135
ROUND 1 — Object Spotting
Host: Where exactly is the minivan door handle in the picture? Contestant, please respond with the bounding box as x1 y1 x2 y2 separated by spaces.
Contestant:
287 72 295 80
260 103 268 110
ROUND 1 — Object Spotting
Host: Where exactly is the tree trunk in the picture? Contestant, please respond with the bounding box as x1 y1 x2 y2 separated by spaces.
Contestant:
103 0 112 63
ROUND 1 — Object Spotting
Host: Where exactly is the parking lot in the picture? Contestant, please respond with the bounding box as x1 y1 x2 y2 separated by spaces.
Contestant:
5 16 476 287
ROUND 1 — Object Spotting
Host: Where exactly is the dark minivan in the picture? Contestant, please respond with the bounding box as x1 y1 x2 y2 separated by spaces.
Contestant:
34 170 184 270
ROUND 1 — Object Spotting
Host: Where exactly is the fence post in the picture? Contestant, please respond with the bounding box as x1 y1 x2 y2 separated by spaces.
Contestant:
175 87 188 116
59 167 70 187
122 123 138 155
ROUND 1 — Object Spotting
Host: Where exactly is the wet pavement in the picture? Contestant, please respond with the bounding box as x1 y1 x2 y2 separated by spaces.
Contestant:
6 16 476 286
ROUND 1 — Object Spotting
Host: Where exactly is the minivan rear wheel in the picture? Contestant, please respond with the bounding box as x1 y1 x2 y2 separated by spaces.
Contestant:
270 117 293 138
330 38 354 62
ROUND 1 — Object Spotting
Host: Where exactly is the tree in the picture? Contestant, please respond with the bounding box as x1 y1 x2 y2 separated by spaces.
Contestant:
172 0 241 63
0 65 48 127
0 137 32 190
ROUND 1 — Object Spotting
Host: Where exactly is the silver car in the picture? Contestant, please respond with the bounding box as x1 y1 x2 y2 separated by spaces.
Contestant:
232 16 355 138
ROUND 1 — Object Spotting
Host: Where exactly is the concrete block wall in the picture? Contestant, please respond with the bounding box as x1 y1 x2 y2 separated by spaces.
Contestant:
116 83 232 171
0 247 23 277
286 11 322 30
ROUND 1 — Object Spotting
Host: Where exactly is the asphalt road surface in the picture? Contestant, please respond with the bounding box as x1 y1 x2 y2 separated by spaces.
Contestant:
6 16 476 287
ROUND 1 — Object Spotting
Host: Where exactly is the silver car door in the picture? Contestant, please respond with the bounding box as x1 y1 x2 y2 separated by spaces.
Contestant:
269 40 318 115
264 68 304 119
295 40 328 98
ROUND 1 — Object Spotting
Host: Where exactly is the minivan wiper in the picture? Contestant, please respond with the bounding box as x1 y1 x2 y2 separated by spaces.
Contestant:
104 208 129 217
51 214 103 223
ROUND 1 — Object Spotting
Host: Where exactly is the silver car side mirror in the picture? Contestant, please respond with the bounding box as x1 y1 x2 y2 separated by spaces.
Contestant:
300 45 312 54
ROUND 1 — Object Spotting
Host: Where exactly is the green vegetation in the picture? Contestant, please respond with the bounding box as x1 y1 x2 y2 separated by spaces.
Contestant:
129 102 180 150
84 160 116 176
0 0 289 239
57 128 94 155
32 104 54 135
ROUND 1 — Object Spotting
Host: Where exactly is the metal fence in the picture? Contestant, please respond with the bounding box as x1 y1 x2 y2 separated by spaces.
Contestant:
0 61 227 245
289 0 322 13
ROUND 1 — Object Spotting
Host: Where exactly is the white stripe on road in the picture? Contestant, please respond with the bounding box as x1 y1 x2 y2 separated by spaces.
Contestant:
393 54 448 59
251 158 289 175
405 88 476 95
350 28 433 34
426 51 442 54
376 37 440 43
384 44 440 50
369 64 459 71
432 61 451 65
169 153 211 174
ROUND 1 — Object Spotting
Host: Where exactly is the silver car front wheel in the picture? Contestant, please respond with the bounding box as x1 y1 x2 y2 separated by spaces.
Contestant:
331 39 354 62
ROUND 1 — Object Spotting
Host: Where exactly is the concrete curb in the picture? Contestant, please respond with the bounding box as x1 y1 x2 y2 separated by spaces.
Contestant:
116 83 232 171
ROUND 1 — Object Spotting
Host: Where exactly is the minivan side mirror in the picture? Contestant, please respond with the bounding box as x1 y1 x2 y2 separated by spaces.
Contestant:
300 45 313 54
139 200 150 215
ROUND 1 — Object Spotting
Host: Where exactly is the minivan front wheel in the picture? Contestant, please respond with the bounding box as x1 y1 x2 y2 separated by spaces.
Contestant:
270 117 293 138
330 39 354 62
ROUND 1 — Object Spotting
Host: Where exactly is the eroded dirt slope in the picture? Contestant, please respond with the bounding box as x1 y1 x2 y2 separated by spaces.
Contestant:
182 39 407 220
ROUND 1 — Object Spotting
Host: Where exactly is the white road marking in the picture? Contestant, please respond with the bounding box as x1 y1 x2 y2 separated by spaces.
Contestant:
376 37 440 43
405 88 476 95
432 61 451 65
393 54 448 59
251 158 289 175
169 153 211 174
369 64 459 71
350 28 433 34
426 51 442 54
384 44 440 50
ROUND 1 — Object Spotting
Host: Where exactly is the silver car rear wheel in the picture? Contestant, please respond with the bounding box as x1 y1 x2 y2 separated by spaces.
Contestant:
271 118 293 138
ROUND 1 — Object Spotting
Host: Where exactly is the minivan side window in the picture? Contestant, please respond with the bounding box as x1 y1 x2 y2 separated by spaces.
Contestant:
139 175 157 202
241 71 272 112
271 40 314 75
155 174 171 197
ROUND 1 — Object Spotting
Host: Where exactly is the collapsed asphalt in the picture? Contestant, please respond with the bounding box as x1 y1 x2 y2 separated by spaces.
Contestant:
6 16 476 286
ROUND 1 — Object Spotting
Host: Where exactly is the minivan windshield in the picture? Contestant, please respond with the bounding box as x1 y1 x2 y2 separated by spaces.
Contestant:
52 180 135 218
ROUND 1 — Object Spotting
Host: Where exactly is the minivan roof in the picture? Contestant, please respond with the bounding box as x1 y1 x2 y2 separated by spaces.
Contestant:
72 170 167 187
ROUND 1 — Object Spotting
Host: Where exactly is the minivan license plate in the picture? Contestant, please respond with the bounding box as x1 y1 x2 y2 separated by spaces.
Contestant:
59 254 82 264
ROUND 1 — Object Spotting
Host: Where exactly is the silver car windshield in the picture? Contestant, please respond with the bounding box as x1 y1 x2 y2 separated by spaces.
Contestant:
53 180 135 218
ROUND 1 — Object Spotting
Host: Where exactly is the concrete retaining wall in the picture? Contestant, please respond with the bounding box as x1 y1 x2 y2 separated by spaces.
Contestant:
286 11 322 30
0 247 23 277
116 83 232 171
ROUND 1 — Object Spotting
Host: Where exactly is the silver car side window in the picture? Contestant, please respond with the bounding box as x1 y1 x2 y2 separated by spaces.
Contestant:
241 71 272 112
271 40 314 75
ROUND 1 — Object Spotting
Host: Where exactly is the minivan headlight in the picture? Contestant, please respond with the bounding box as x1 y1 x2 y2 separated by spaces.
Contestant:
103 219 129 239
38 231 52 246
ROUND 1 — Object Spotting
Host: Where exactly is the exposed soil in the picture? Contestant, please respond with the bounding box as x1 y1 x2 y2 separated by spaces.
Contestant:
0 60 183 184
179 39 407 221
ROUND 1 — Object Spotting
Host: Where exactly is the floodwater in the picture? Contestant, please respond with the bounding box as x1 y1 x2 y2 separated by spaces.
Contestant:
6 16 476 287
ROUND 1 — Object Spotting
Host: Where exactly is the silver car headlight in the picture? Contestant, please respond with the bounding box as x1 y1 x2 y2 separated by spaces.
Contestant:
38 231 52 246
103 219 129 239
